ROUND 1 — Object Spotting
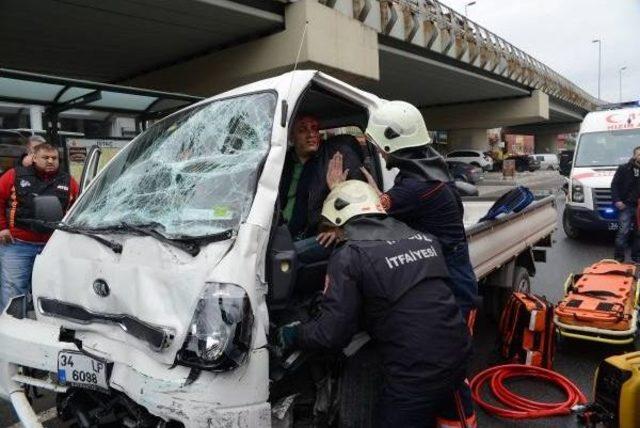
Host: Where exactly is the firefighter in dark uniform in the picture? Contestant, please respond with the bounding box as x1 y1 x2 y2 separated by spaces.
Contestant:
327 101 478 322
0 142 79 309
277 180 476 428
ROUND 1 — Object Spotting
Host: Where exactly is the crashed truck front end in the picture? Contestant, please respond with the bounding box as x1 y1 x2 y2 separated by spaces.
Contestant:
0 84 292 427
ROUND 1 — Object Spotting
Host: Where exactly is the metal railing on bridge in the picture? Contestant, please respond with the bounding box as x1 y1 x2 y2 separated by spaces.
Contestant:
317 0 600 110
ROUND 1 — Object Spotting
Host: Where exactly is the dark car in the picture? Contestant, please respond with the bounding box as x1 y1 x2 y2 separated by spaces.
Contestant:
506 154 541 172
446 160 483 184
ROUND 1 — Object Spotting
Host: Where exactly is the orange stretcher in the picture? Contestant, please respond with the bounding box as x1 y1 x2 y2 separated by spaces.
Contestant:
554 259 639 345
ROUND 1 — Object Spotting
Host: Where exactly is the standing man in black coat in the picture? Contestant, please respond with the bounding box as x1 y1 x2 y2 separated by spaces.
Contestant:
611 146 640 262
277 180 475 428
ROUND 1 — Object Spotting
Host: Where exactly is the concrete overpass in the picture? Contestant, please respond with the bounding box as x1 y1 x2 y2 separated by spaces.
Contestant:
0 0 599 151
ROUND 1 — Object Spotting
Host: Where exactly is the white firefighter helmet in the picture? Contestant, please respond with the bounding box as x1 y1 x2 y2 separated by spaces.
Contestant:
366 100 431 154
321 180 386 226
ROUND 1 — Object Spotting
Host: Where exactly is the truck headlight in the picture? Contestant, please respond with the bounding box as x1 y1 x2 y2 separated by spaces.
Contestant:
176 283 253 371
571 181 584 203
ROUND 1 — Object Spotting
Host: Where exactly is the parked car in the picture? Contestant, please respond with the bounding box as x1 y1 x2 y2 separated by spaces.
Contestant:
533 153 559 170
446 149 494 171
506 154 541 172
446 160 483 184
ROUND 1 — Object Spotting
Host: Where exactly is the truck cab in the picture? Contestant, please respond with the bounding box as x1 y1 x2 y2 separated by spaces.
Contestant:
0 71 557 428
563 103 640 239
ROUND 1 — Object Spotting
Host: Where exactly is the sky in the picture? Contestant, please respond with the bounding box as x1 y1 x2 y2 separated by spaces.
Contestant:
439 0 640 103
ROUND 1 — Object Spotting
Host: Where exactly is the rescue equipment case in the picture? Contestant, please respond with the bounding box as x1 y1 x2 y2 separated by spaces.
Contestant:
554 260 639 345
499 292 555 368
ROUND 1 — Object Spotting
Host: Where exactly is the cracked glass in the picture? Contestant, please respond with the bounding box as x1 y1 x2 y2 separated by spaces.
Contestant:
66 92 277 238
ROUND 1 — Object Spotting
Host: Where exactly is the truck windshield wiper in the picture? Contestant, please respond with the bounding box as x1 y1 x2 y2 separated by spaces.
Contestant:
56 223 123 254
118 222 201 257
116 223 235 257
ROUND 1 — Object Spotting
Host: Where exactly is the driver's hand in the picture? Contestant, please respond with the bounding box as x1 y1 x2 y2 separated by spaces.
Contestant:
615 201 626 210
317 229 342 248
326 152 348 190
0 229 13 245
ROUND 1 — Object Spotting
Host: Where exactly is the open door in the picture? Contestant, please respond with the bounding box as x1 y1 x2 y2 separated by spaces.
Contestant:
79 145 101 194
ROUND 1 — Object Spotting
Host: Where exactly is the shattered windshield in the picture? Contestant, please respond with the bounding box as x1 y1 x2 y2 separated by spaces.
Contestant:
66 92 277 238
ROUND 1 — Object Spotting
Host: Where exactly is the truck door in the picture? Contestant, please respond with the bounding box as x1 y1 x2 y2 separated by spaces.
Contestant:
79 145 101 193
67 138 129 193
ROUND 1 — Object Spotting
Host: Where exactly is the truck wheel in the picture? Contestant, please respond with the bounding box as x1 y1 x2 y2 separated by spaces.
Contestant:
338 344 382 428
513 266 531 294
562 210 581 239
484 267 531 320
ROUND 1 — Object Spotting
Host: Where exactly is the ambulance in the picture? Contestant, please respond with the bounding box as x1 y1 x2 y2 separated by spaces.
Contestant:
563 102 640 238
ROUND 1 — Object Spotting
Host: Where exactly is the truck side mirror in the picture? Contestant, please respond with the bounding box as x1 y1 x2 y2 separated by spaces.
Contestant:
267 225 298 311
32 195 64 231
559 161 571 177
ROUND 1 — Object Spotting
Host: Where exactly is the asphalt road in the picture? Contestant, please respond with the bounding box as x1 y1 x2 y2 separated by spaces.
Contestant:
2 172 636 427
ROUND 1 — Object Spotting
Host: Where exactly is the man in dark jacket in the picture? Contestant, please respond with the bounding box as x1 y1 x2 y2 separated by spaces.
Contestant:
277 180 475 428
611 146 640 262
0 143 79 309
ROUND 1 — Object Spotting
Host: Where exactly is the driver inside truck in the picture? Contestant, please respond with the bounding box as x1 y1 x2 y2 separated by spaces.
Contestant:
279 114 364 264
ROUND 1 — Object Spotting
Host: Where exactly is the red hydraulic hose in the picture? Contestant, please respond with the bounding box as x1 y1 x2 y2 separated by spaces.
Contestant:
469 364 587 419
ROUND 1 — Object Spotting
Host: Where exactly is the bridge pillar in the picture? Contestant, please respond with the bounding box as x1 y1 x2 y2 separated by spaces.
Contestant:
446 129 489 152
504 123 580 154
534 133 559 153
125 0 379 95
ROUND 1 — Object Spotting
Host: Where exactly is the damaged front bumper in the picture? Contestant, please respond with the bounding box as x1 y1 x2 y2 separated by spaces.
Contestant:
0 298 270 427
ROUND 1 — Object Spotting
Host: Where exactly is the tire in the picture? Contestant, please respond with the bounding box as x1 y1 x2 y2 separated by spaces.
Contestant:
562 209 581 239
484 267 530 321
338 344 382 428
513 266 531 294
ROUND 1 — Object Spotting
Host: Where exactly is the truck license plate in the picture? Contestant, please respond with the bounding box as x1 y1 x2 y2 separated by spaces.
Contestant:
608 223 619 231
57 351 109 391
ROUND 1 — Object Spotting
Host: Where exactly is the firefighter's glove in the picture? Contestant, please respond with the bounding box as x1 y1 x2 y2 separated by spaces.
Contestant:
276 321 301 356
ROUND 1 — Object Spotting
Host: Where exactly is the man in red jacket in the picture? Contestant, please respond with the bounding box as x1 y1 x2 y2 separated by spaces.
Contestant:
0 143 79 309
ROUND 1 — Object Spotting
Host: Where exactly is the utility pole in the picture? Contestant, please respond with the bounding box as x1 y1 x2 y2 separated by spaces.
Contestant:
619 66 627 102
592 39 602 99
465 1 476 17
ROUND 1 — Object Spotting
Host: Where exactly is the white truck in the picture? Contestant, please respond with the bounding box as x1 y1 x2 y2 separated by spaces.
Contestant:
0 71 556 427
562 103 640 239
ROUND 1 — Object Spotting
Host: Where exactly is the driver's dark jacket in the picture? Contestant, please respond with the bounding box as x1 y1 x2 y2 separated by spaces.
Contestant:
296 217 472 393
